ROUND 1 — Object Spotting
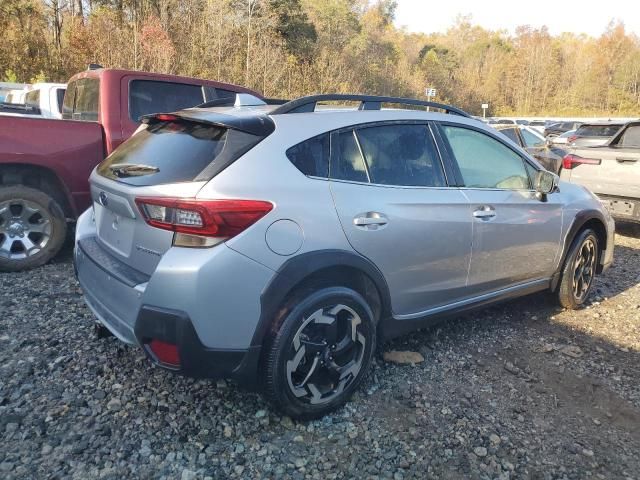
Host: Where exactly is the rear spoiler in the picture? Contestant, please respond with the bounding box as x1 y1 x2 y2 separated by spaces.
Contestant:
140 111 275 137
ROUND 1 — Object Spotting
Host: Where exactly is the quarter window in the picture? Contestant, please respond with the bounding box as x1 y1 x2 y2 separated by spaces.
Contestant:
286 133 330 178
499 128 519 144
521 129 545 147
617 125 640 148
441 125 530 190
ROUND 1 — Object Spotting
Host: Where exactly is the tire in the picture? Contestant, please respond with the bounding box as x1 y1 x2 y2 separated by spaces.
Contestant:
263 286 376 420
557 228 599 309
0 185 67 272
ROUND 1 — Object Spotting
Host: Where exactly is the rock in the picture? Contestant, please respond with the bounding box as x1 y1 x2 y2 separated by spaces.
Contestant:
106 398 122 411
383 351 425 364
474 447 488 457
181 469 197 480
561 345 583 358
582 449 594 457
504 362 519 375
255 409 267 419
223 425 233 438
489 434 501 445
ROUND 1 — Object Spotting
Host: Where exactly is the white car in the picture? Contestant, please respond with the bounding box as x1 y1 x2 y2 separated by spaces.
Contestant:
0 83 66 119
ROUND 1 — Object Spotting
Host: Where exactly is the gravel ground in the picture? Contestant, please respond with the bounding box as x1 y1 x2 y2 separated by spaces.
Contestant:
1 225 640 480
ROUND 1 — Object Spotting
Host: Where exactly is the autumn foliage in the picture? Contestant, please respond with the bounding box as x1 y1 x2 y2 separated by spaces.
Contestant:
1 0 639 116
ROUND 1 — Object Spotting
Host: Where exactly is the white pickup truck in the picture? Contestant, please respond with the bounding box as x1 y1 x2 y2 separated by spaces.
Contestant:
0 83 66 119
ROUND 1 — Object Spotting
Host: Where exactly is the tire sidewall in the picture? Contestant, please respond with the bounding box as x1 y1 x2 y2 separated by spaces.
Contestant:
0 186 67 272
266 286 376 419
559 228 599 309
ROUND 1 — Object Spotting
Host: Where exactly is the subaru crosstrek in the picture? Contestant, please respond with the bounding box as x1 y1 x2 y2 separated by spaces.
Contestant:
75 94 614 419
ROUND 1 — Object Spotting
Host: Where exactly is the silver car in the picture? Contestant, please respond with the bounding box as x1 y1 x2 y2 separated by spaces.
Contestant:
75 94 615 419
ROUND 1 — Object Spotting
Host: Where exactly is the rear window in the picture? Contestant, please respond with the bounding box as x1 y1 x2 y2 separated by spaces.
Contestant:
575 124 623 137
97 120 266 186
129 80 206 122
62 78 99 121
98 121 226 185
24 90 40 113
499 128 519 144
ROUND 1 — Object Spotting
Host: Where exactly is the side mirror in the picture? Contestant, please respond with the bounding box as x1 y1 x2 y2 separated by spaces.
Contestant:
535 170 559 198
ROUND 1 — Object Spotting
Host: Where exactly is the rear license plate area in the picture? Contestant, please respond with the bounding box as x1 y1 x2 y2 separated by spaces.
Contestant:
94 202 136 256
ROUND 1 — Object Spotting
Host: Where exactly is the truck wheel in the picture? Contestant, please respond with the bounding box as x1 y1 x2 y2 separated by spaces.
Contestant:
557 228 599 309
263 286 376 420
0 186 67 272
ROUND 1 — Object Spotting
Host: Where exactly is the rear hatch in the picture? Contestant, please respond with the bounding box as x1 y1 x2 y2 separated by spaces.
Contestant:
90 111 273 276
571 124 623 147
564 124 640 201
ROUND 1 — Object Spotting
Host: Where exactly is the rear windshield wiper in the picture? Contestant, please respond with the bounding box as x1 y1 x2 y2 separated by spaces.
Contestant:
109 164 160 178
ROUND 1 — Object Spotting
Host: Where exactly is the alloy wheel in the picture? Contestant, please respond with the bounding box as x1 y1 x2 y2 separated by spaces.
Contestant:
286 304 366 405
572 238 596 302
0 199 52 260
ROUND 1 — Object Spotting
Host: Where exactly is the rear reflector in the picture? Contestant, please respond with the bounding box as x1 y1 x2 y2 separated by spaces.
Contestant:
562 154 601 170
135 197 273 238
148 339 180 367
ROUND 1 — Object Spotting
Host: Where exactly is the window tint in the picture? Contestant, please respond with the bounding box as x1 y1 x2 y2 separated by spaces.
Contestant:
129 80 205 122
575 124 623 137
499 128 519 144
98 121 227 186
355 124 445 187
441 126 530 190
74 78 99 121
332 130 368 182
62 82 75 119
56 88 65 112
618 125 640 148
521 129 544 147
286 133 330 178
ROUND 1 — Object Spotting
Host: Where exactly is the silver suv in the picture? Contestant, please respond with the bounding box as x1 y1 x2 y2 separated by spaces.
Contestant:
75 94 615 419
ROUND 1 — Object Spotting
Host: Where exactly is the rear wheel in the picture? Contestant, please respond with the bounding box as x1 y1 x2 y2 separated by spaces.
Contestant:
0 186 67 272
557 228 599 309
263 286 376 419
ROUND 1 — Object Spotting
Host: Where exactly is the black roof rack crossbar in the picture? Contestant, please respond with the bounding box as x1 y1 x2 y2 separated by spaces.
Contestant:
270 94 471 117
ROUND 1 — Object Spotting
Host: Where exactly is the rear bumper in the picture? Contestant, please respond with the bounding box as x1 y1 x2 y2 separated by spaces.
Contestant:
135 306 261 386
597 194 640 224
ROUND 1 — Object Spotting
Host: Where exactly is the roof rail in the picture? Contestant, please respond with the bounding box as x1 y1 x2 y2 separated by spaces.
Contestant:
270 94 471 117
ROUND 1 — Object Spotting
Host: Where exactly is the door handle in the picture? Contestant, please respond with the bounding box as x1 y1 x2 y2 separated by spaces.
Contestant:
353 212 388 228
354 216 388 226
616 157 638 163
473 206 496 220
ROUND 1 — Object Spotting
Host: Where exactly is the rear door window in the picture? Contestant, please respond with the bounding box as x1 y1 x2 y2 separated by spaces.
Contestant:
62 82 76 119
204 86 237 102
56 88 65 113
129 80 206 122
286 133 330 178
355 124 446 187
441 125 530 190
332 130 369 183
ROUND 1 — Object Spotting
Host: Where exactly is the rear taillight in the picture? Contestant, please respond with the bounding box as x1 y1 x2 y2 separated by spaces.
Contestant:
567 135 578 143
135 197 273 245
562 154 601 170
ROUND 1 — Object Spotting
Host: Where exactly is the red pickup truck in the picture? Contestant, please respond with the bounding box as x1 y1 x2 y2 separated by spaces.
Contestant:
0 67 258 271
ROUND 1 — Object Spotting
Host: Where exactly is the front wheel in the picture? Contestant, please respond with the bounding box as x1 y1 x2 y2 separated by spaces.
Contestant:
263 287 376 420
557 228 599 309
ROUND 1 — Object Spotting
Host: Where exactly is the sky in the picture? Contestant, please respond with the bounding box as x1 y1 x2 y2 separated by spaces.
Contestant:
394 0 640 37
